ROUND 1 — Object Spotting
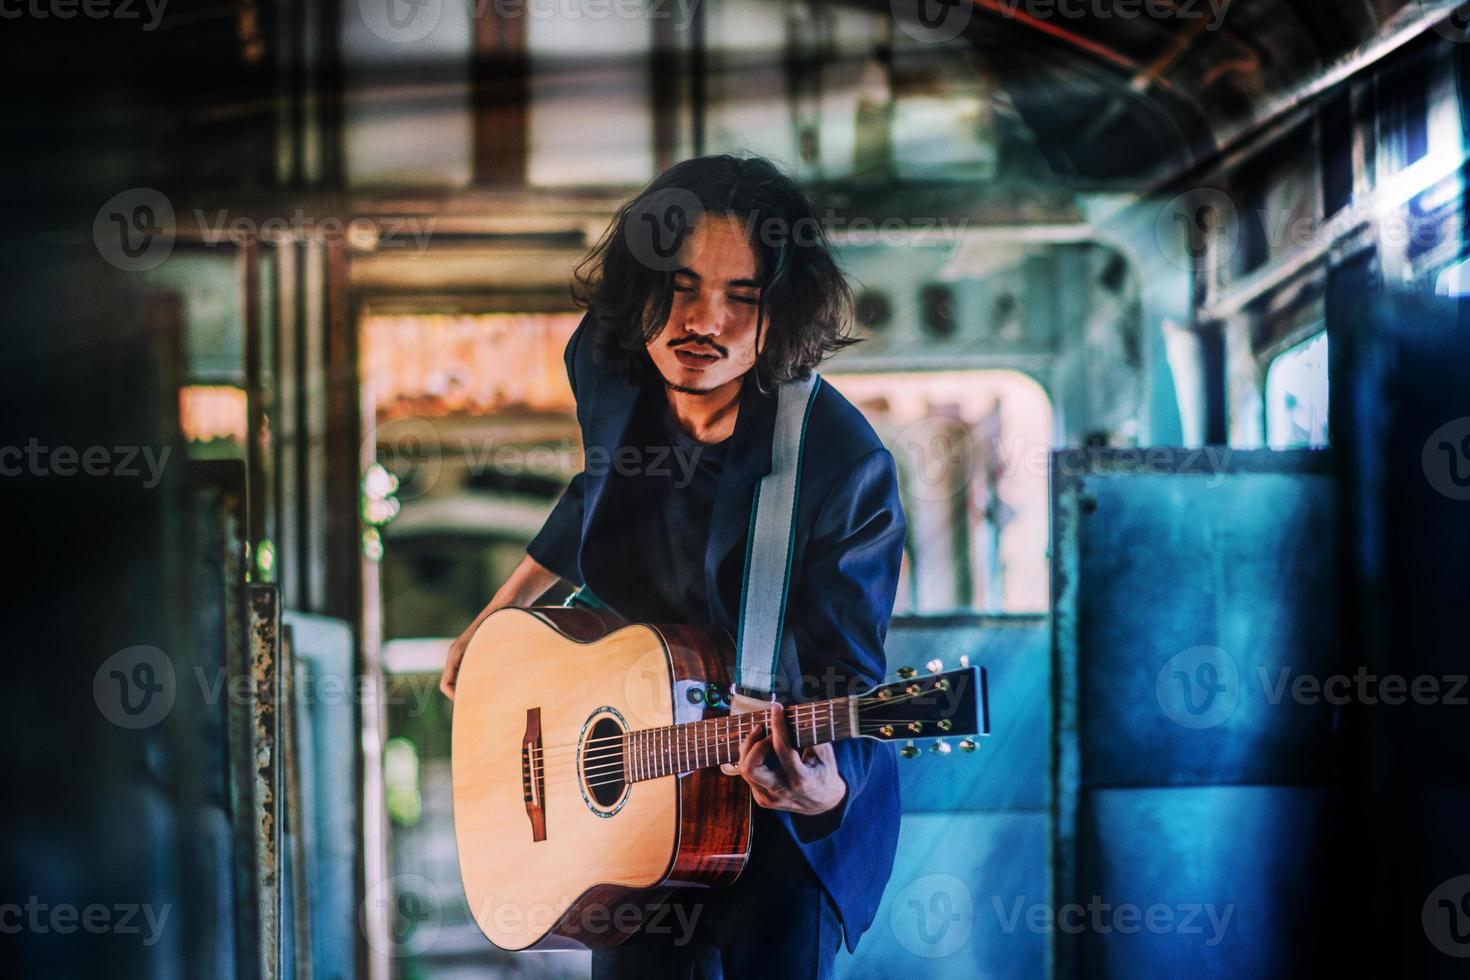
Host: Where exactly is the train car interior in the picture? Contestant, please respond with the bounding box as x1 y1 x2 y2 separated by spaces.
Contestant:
3 1 1468 977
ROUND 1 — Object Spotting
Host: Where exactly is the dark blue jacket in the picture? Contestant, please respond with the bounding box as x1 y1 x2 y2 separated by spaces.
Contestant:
526 314 905 953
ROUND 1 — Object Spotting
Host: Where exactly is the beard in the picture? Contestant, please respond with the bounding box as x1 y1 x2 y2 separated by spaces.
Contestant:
664 378 722 395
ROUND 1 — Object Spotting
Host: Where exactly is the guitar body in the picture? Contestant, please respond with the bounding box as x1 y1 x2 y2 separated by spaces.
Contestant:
451 606 751 951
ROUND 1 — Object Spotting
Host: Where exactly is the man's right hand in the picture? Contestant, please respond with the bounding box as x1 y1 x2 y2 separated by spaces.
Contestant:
439 553 560 700
439 601 504 701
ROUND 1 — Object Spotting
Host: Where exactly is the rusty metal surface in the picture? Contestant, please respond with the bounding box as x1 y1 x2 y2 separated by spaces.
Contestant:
249 584 282 979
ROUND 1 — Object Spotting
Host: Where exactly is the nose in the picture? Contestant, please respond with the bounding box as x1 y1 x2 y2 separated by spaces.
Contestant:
678 293 727 340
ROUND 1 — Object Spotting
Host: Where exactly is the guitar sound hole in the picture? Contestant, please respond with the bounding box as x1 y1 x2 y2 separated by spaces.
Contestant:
581 715 627 811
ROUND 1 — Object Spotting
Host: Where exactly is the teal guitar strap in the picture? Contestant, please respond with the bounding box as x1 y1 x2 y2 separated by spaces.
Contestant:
732 373 822 698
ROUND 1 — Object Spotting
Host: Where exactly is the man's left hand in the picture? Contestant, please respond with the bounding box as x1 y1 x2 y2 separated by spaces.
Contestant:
735 701 847 816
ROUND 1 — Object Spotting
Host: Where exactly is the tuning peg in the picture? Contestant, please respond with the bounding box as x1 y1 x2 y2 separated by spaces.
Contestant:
937 719 952 732
926 658 944 673
899 741 919 759
959 654 970 668
958 738 978 753
878 725 894 738
930 739 951 755
907 721 923 733
896 666 917 679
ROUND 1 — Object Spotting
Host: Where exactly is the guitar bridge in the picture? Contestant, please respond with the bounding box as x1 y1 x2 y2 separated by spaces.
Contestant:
521 707 546 842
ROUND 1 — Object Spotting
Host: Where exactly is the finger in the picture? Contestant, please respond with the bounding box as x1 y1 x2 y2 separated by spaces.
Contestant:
739 732 771 774
767 702 806 776
739 736 783 791
741 761 783 795
738 720 765 759
440 645 464 700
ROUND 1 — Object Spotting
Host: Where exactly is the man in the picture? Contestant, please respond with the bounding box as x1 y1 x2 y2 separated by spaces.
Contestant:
440 155 906 978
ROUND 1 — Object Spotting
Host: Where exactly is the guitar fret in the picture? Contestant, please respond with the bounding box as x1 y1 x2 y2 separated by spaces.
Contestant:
622 697 866 783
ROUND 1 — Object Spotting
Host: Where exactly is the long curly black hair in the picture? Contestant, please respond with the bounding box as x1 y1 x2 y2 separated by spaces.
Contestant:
572 154 858 390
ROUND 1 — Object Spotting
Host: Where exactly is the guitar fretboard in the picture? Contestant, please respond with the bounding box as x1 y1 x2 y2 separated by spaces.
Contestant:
622 698 853 782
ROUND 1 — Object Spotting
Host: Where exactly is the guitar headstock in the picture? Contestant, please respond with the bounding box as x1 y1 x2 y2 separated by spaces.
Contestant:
855 661 989 758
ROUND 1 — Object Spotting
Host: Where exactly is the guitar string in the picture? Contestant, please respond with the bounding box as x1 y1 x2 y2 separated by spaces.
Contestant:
524 687 934 760
527 713 841 782
527 717 835 780
524 701 843 762
523 701 845 773
571 723 947 792
525 691 935 780
523 691 942 781
536 719 960 794
529 722 947 785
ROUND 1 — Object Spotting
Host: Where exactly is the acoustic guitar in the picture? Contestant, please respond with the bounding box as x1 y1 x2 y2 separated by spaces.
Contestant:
450 605 990 951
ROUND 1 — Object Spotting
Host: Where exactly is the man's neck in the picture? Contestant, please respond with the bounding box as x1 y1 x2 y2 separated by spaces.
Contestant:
663 375 743 444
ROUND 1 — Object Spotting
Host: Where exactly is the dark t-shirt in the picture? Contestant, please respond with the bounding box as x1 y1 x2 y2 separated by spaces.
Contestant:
601 388 727 625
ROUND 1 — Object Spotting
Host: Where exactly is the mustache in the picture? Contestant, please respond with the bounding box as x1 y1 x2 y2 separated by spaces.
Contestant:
668 336 727 357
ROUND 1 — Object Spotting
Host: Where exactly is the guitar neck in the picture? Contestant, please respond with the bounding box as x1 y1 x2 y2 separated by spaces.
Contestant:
623 697 854 782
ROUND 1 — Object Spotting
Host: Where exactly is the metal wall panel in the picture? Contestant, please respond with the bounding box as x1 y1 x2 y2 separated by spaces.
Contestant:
1052 448 1346 979
1073 464 1340 787
1082 787 1339 979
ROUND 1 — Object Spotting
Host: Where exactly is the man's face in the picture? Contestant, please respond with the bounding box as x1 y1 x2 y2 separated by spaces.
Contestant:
645 214 764 394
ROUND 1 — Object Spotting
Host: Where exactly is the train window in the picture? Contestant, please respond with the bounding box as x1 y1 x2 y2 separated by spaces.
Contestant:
180 385 247 458
1265 332 1330 449
825 371 1053 615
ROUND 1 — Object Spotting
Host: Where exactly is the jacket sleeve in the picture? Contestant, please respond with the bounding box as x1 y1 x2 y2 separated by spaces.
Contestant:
524 315 591 584
788 446 906 843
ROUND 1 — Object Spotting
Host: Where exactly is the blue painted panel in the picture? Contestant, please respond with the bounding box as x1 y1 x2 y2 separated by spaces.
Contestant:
283 611 358 980
1076 470 1339 786
837 812 1048 980
887 619 1050 812
1084 786 1336 979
